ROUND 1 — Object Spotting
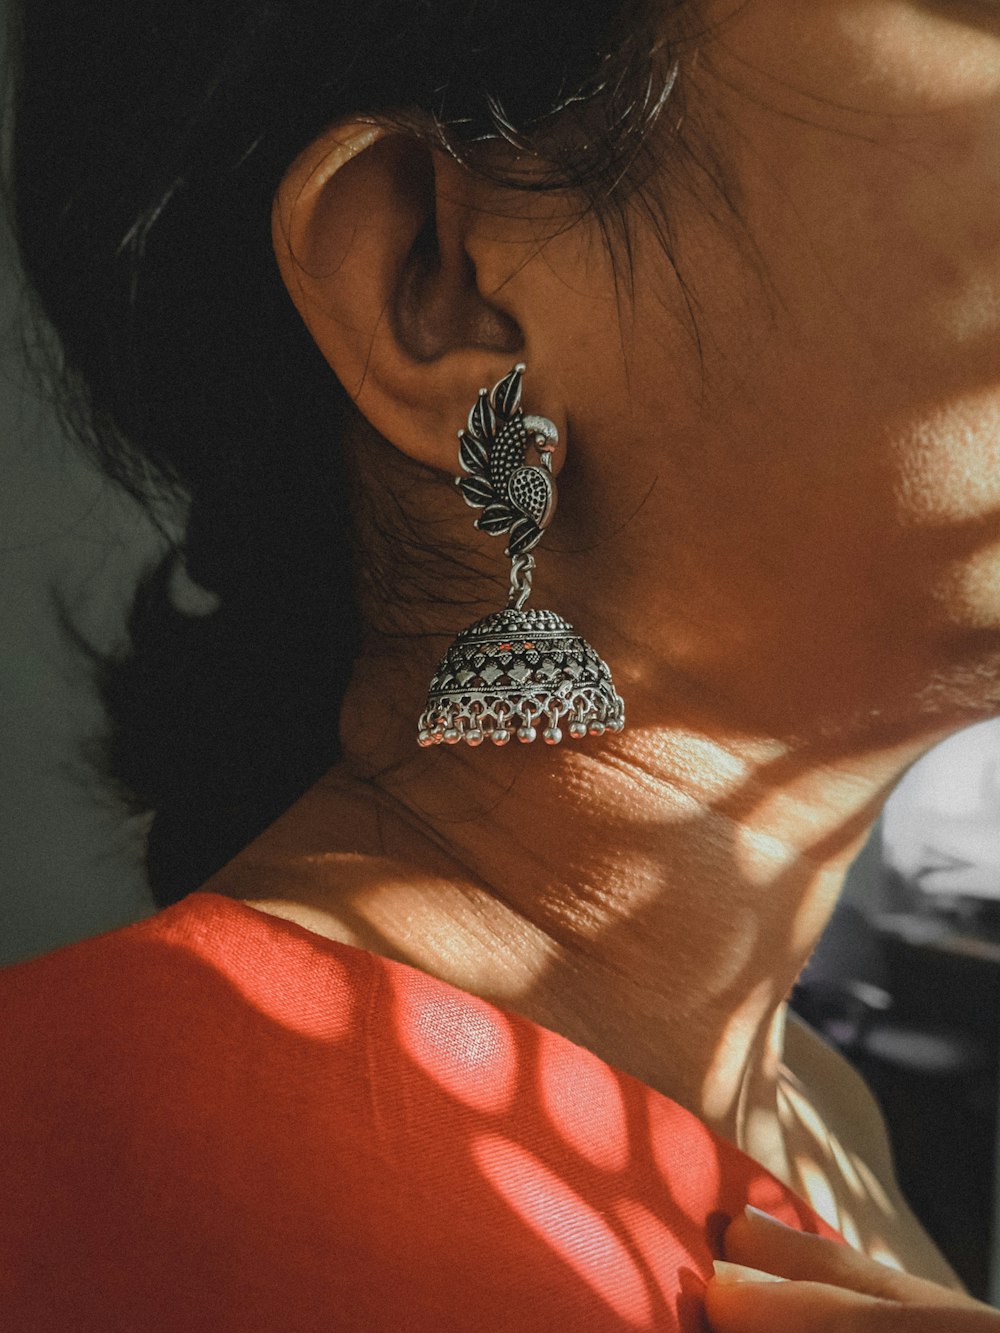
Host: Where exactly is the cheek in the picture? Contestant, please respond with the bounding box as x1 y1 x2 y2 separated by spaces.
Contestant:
704 0 1000 109
696 0 1000 386
892 393 1000 523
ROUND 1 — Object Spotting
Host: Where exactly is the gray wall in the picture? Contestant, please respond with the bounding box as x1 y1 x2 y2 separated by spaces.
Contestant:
0 196 158 965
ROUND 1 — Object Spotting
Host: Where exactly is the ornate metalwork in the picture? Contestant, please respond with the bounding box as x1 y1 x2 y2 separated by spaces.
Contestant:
456 362 558 566
418 363 625 747
417 607 624 747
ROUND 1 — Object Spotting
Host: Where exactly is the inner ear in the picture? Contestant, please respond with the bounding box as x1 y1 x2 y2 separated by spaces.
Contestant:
273 123 530 467
393 154 522 365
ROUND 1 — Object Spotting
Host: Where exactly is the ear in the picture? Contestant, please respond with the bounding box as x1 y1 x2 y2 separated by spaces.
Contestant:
272 121 551 471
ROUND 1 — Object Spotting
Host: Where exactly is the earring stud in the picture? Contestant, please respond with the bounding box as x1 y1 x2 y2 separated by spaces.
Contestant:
417 363 624 748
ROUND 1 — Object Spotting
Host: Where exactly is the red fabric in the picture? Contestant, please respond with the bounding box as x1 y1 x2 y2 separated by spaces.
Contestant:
0 893 840 1330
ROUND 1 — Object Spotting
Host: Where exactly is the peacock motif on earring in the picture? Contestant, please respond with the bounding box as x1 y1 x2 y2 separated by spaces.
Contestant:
417 362 625 748
455 363 559 557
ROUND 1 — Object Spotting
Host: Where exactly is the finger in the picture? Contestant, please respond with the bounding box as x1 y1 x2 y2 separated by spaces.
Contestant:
704 1269 1000 1333
705 1270 897 1333
723 1209 974 1308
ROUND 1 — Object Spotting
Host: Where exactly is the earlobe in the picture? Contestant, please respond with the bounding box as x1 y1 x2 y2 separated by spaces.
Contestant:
271 119 526 471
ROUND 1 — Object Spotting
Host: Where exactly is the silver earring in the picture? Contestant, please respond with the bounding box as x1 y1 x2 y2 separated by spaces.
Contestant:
417 363 625 748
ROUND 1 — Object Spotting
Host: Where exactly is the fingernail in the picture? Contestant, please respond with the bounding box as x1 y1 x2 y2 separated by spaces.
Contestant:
712 1261 787 1286
744 1204 795 1229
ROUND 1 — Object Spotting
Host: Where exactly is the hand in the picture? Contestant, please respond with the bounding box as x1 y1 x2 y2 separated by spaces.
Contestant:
704 1206 1000 1331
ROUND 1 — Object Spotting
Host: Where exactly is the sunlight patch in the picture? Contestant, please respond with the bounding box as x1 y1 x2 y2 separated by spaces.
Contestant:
393 973 518 1115
473 1133 654 1328
537 1026 629 1173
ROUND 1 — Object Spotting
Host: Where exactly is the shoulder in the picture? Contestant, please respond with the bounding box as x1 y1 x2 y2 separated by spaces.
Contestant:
0 904 844 1329
0 892 382 1120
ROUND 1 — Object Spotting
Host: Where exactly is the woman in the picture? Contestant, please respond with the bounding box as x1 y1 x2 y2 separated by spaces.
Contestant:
4 0 1000 1327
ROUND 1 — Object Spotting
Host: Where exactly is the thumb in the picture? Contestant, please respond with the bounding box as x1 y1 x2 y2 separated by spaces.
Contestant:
705 1266 893 1333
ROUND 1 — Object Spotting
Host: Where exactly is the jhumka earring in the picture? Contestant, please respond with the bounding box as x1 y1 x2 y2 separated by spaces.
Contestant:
417 363 625 747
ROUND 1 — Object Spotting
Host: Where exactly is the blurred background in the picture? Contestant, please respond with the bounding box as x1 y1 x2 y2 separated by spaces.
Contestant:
793 729 1000 1299
2 4 1000 1306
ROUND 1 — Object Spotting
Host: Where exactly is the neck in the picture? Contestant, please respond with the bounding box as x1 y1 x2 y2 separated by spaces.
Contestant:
224 653 956 1153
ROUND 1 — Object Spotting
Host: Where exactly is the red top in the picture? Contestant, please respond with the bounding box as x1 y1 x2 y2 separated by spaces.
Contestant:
0 892 838 1331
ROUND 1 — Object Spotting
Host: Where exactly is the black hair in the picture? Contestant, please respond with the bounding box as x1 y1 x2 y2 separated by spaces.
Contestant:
8 0 690 905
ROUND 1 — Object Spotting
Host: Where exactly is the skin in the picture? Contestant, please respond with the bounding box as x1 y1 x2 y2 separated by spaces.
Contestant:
705 1206 1000 1330
209 0 1000 1308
